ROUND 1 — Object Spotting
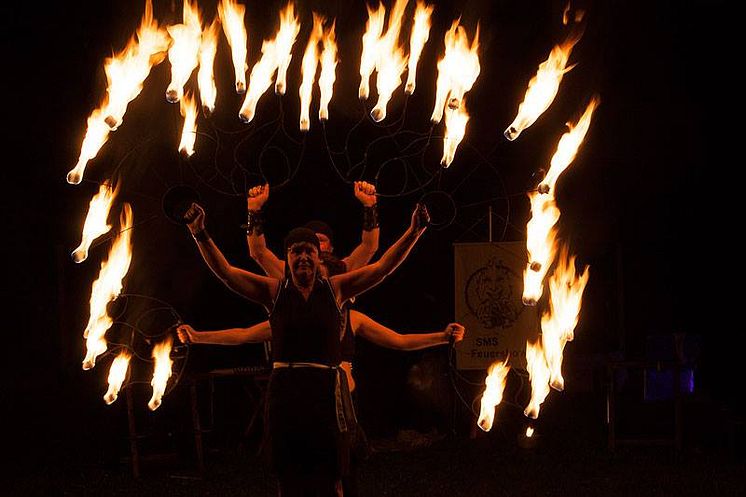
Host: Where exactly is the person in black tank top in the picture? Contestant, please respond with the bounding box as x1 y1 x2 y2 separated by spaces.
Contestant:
266 229 347 496
182 201 430 497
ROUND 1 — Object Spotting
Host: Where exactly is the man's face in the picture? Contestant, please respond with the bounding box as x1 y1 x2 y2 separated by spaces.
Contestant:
315 233 333 254
287 242 320 283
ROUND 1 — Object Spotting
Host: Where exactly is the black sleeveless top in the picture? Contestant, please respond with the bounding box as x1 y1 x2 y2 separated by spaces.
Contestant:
269 277 344 366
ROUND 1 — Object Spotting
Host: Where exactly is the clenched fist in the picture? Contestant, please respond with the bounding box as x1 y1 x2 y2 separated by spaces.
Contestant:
444 323 465 343
185 203 206 234
176 324 198 344
410 203 430 232
247 183 269 211
354 181 377 207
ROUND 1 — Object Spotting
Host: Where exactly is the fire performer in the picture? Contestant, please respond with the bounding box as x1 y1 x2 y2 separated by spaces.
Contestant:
182 201 429 497
245 180 378 389
176 307 464 496
244 179 377 497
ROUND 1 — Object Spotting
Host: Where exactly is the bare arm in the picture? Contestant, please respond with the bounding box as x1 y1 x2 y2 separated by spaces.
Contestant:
177 322 272 345
350 310 465 350
246 183 286 278
247 233 286 278
342 181 379 271
332 203 429 304
186 203 278 308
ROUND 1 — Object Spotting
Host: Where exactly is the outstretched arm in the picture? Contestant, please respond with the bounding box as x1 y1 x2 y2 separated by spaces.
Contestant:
332 203 429 303
176 322 271 345
186 203 278 308
350 310 465 350
342 181 380 271
245 183 285 279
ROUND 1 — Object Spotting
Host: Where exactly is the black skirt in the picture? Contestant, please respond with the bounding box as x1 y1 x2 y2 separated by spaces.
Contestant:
265 367 355 478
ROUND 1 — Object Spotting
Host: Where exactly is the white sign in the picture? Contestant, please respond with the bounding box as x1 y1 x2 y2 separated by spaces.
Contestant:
454 242 540 370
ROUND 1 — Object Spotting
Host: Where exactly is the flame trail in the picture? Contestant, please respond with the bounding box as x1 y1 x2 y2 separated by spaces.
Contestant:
82 204 134 370
72 181 119 263
67 0 169 184
218 0 249 93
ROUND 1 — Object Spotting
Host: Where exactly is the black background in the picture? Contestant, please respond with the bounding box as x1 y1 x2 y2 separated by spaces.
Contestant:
0 0 736 478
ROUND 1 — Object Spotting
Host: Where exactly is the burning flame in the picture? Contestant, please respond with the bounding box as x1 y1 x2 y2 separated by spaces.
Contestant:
72 181 119 263
238 3 300 123
82 203 134 370
198 19 220 115
358 3 386 100
318 22 337 122
441 103 469 167
524 339 551 419
405 1 433 95
522 192 559 305
370 0 409 122
179 92 198 156
299 14 323 131
274 3 301 96
477 359 510 432
166 0 203 103
100 1 170 130
148 336 174 411
563 1 585 25
104 351 131 405
67 114 111 186
526 426 535 437
538 97 599 194
503 29 584 141
67 0 169 185
431 19 480 123
541 246 590 391
218 0 249 94
522 98 597 305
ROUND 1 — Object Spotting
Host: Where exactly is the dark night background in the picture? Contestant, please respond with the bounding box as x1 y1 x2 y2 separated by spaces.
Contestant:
1 0 741 495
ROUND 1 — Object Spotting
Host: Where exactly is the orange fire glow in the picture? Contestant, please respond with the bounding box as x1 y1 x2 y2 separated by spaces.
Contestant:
504 30 583 141
178 92 198 156
238 3 300 123
274 3 301 96
67 0 169 185
299 14 323 131
431 19 480 123
522 97 598 304
148 336 174 411
166 0 202 104
198 19 220 115
318 22 338 122
218 0 249 94
524 339 551 419
358 3 386 100
522 192 559 305
82 204 134 370
405 1 433 95
441 103 469 167
541 246 590 391
103 351 131 405
539 97 599 194
72 181 119 263
477 359 510 432
370 0 409 122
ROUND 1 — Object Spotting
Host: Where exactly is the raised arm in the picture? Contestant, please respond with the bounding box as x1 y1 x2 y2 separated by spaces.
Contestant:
176 322 271 345
342 181 380 271
331 203 429 304
186 203 278 308
350 310 465 350
245 183 286 279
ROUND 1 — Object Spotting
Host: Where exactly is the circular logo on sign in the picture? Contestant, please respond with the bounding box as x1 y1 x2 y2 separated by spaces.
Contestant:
465 257 522 329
